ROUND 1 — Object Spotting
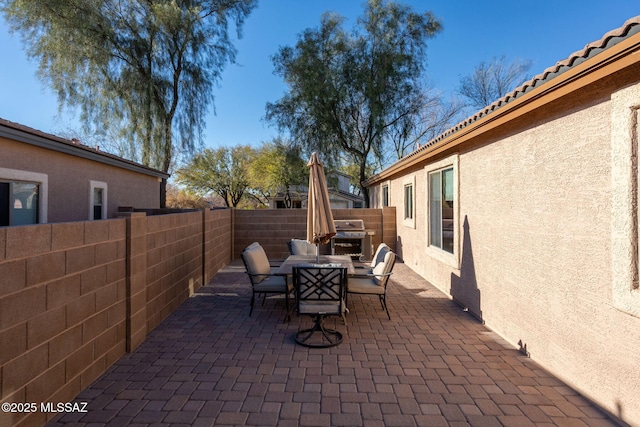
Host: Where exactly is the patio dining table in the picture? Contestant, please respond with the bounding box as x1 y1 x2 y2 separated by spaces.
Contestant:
276 254 355 325
275 254 356 276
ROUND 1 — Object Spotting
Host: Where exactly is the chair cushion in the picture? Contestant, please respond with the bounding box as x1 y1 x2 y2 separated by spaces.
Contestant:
371 259 386 278
347 277 384 294
243 244 271 283
370 243 390 268
253 274 290 292
290 239 316 256
298 300 343 315
371 251 395 285
245 241 261 252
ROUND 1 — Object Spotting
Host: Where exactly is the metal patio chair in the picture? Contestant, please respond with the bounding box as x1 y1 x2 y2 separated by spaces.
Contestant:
293 265 347 348
241 242 294 321
347 250 396 320
354 242 390 273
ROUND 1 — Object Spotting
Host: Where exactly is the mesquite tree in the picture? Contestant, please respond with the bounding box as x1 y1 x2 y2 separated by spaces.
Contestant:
266 0 442 205
1 0 257 205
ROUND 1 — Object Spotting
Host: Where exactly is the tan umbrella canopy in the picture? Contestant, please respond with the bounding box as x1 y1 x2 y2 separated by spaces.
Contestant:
306 152 336 260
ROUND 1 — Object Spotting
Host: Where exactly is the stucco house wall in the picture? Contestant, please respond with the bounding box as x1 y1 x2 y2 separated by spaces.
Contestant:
366 18 640 425
0 119 167 224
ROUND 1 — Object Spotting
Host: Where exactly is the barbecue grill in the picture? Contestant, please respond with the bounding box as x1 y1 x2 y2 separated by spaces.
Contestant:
331 219 375 260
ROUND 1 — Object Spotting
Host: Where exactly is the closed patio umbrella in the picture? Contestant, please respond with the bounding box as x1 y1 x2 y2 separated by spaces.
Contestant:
306 152 336 262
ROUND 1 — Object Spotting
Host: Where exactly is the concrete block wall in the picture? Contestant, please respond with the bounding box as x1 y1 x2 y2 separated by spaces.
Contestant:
124 213 147 352
204 209 232 283
382 207 397 252
145 212 203 333
0 220 128 427
233 208 395 260
0 209 236 426
234 209 308 260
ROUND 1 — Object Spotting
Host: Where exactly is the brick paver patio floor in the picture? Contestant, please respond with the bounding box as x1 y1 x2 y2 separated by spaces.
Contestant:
47 260 622 427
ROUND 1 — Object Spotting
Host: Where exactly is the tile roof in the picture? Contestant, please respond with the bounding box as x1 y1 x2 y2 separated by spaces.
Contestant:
406 15 640 158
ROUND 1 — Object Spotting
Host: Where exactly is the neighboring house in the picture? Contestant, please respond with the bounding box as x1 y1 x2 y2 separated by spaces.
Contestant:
0 118 168 225
327 171 365 208
365 17 640 425
269 171 365 209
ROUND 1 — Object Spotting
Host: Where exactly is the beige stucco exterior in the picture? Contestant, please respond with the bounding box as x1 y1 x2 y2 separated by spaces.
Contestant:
0 124 165 224
367 23 640 425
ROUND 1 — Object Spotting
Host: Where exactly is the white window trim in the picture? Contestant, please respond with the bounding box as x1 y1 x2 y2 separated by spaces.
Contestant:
0 167 48 224
611 84 640 318
89 180 108 220
402 176 415 229
425 154 459 269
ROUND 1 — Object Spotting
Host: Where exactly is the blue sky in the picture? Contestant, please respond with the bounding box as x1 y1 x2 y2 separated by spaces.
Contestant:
0 0 638 151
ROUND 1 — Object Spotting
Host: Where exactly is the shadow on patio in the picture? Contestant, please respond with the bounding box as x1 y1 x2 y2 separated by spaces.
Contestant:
47 260 621 427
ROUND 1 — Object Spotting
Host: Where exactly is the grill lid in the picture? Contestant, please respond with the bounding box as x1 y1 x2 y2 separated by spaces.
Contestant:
333 219 365 231
335 232 366 238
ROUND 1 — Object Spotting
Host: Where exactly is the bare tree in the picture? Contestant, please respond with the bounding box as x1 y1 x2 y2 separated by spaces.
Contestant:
387 84 465 160
458 56 532 110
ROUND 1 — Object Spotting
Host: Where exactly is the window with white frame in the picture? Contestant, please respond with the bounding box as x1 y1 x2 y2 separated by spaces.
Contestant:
402 177 415 228
89 181 108 220
381 184 389 207
429 167 455 254
0 181 39 226
425 154 459 268
404 183 413 219
0 168 48 226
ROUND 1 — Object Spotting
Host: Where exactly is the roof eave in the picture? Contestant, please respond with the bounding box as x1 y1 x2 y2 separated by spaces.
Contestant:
0 120 170 180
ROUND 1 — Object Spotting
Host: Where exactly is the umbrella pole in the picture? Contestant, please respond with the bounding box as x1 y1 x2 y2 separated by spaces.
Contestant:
316 243 319 263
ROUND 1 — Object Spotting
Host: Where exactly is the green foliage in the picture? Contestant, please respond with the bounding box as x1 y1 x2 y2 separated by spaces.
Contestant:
165 183 223 209
174 145 256 207
249 138 308 198
266 0 442 205
340 162 376 195
1 0 257 173
175 140 310 209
